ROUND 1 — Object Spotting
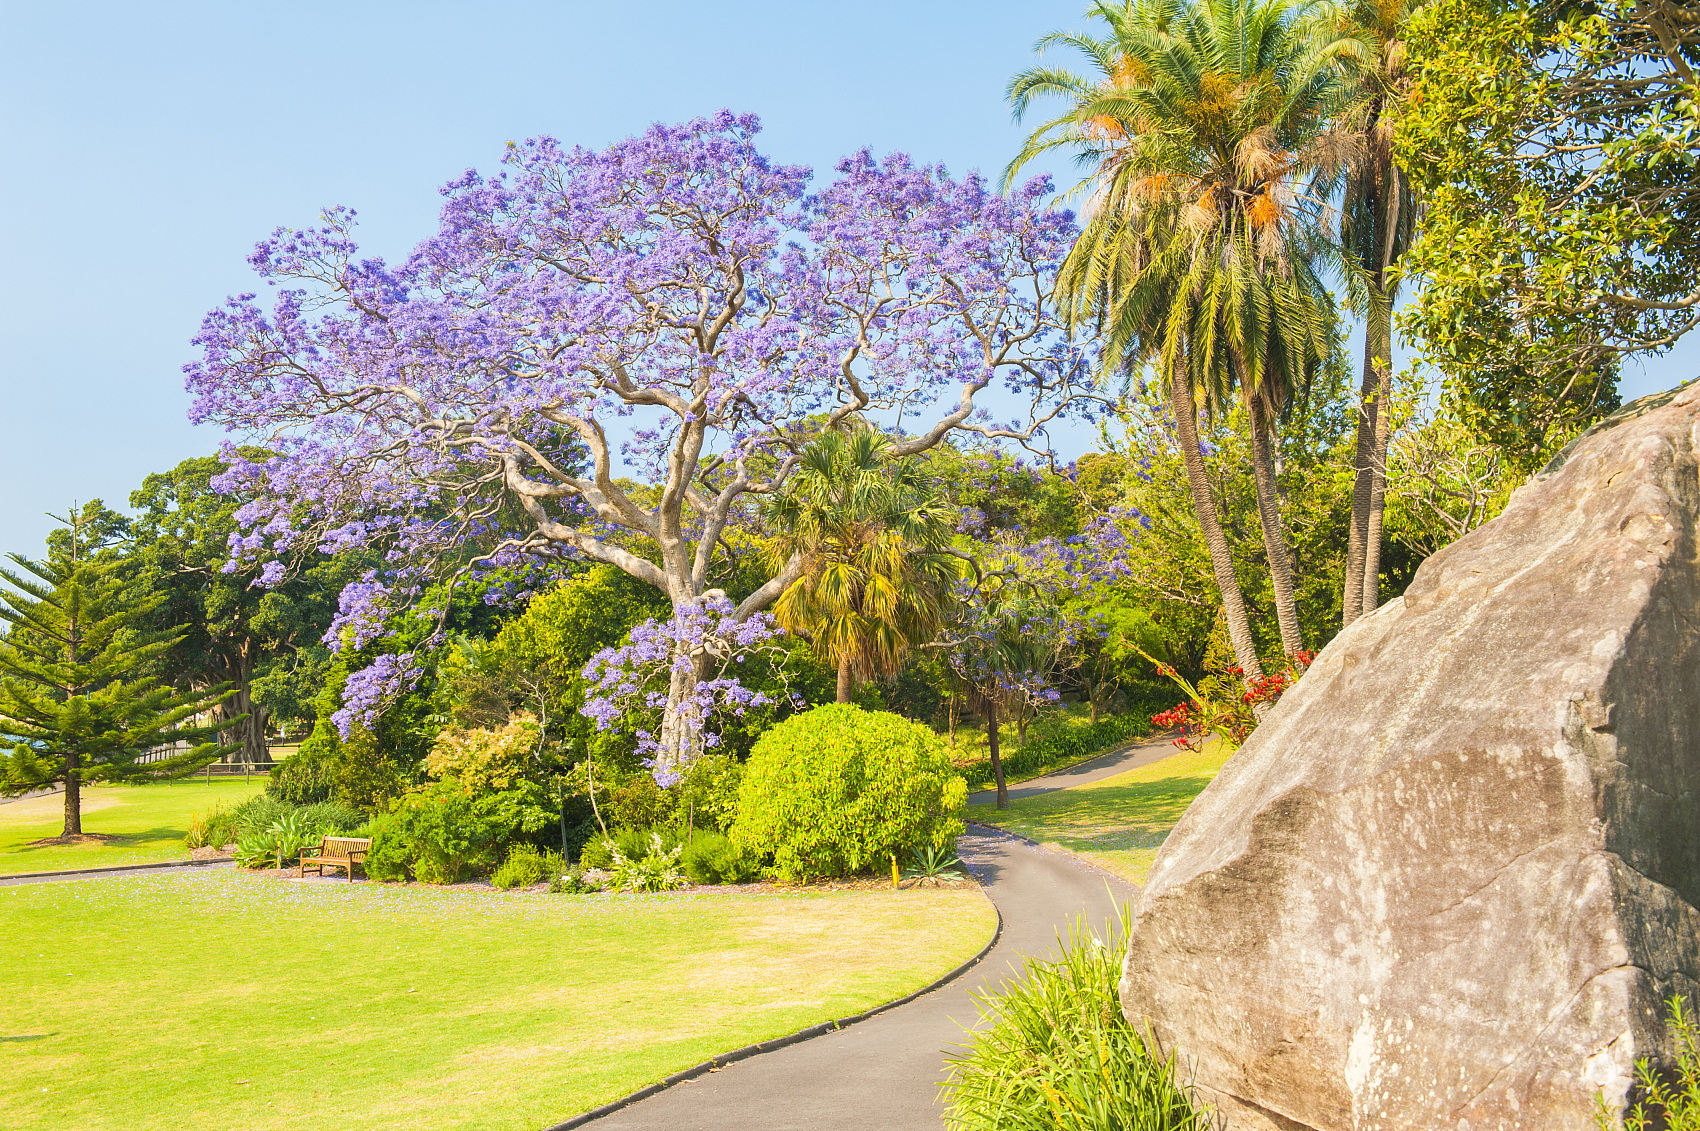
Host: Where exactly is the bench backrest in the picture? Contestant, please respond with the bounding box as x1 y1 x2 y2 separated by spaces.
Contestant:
320 836 372 860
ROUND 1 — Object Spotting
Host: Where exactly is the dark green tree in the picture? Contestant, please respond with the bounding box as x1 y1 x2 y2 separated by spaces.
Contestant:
129 455 360 762
0 510 235 837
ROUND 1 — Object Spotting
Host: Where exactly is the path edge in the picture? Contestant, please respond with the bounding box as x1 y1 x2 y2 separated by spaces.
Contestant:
540 892 1006 1131
0 857 233 882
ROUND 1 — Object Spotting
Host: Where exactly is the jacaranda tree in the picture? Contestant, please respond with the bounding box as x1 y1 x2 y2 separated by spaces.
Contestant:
186 112 1108 771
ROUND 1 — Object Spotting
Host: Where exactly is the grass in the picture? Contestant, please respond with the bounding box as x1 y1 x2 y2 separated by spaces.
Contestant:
0 780 268 875
0 870 997 1131
964 742 1234 886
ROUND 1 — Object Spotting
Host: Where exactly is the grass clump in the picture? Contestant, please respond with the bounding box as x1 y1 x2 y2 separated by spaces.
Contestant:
491 842 563 890
943 905 1211 1131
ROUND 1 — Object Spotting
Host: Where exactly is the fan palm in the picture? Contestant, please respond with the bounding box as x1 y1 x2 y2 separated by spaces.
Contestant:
763 428 961 704
1010 0 1347 666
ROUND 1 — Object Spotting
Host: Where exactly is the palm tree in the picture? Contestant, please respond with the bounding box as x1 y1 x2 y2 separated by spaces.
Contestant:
1010 0 1345 669
763 428 960 704
1310 0 1422 627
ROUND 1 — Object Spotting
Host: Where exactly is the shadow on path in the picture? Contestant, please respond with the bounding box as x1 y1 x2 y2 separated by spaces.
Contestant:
966 732 1178 807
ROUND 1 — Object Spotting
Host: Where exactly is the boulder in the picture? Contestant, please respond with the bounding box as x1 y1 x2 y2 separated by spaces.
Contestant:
1121 383 1700 1130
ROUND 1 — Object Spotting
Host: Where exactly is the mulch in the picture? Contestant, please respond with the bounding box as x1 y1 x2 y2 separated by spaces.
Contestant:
25 833 124 846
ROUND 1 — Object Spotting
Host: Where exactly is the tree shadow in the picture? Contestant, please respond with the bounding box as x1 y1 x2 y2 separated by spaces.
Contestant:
0 1033 54 1042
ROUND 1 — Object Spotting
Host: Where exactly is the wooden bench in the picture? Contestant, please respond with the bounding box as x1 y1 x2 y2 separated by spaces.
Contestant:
299 836 371 881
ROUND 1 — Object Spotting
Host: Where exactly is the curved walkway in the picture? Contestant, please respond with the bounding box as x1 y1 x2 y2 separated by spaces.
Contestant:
584 822 1141 1129
967 732 1178 806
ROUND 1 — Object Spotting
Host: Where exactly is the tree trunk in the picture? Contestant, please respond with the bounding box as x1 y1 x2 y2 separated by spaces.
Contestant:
1170 369 1265 682
1343 297 1380 632
62 750 82 837
654 647 708 775
1088 685 1101 725
947 692 958 746
1363 353 1393 615
987 695 1008 811
1248 396 1305 657
836 654 853 705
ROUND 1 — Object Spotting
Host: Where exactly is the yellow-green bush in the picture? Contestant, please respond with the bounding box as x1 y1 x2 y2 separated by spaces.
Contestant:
730 704 966 881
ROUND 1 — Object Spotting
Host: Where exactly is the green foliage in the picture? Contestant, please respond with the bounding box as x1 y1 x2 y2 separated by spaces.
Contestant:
268 747 336 805
943 907 1211 1131
426 713 544 792
234 811 316 869
1396 0 1663 469
1596 995 1700 1130
367 779 551 884
270 659 420 812
0 510 235 829
578 825 680 870
229 793 292 839
127 454 361 757
294 801 365 835
492 842 561 890
184 802 236 850
609 832 688 892
680 830 758 886
609 774 676 831
673 754 745 833
731 705 967 882
954 713 1151 791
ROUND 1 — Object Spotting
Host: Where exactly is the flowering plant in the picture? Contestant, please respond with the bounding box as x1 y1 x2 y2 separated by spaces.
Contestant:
1142 649 1312 752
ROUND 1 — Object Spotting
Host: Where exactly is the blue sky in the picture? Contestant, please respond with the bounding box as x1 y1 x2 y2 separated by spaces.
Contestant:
0 0 1693 558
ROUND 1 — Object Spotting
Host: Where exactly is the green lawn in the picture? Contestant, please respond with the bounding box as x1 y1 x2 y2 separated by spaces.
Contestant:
0 780 267 875
0 870 996 1131
964 743 1234 885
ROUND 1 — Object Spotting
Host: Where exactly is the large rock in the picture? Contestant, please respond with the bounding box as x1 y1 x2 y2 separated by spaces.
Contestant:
1121 383 1700 1130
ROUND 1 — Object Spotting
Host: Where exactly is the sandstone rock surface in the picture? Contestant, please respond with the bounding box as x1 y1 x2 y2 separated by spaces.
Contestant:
1121 383 1700 1130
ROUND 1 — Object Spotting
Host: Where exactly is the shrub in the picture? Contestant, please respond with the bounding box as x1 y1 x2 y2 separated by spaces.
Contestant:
295 801 365 836
731 704 967 882
267 746 336 805
674 754 745 833
426 713 542 792
365 780 550 884
680 830 758 886
229 794 293 839
609 774 676 830
184 802 236 850
579 825 679 870
943 906 1211 1131
609 832 687 892
492 843 561 890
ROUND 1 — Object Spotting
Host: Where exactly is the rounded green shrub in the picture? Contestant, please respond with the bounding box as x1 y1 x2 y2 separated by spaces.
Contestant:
730 704 967 882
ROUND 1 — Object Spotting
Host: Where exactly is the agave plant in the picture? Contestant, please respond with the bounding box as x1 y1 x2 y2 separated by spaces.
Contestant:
903 844 967 886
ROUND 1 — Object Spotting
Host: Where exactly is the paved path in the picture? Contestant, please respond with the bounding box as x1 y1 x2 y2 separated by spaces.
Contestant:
586 834 1137 1130
967 732 1178 807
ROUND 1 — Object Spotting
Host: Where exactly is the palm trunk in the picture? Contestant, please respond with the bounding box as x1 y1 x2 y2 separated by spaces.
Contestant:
1170 369 1265 682
1363 354 1392 614
1248 396 1304 657
836 655 853 705
987 694 1008 811
62 751 82 837
1343 328 1378 629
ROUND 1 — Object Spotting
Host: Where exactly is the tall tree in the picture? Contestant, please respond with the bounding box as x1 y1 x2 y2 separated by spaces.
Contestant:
1010 0 1342 669
186 113 1107 771
1314 0 1424 627
763 428 960 704
0 511 234 837
1396 0 1685 467
129 455 356 763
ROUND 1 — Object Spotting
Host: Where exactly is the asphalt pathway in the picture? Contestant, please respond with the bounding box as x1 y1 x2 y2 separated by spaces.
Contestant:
588 817 1144 1129
967 731 1179 806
